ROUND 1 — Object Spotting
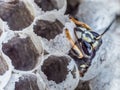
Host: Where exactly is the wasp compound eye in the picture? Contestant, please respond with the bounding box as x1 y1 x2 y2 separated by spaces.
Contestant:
90 31 102 51
82 41 93 56
82 31 94 43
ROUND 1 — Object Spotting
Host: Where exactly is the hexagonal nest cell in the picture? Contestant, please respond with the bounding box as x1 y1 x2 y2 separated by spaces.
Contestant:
2 36 39 71
0 1 34 30
41 55 70 84
33 19 64 40
34 0 58 11
0 55 9 75
15 74 39 90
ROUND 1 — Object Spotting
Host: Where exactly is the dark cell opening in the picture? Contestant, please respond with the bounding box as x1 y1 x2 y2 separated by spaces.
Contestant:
15 75 39 90
34 0 58 11
41 55 70 84
0 1 34 30
2 36 39 71
33 19 64 40
65 0 79 16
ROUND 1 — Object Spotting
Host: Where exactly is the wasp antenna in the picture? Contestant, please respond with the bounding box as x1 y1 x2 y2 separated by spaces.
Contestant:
96 35 102 40
96 19 116 40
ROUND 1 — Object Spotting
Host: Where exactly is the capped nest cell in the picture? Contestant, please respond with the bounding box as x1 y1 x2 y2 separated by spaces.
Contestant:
38 54 79 90
0 0 34 30
2 34 40 71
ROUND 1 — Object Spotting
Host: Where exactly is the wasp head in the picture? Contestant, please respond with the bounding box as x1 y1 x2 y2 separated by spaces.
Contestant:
74 27 102 59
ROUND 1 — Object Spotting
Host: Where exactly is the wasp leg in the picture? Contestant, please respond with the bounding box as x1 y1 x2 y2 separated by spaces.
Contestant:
65 29 84 58
73 28 90 59
69 48 82 59
69 15 91 30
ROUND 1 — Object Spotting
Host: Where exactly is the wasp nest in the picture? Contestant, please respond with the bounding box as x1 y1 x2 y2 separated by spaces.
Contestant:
0 0 120 90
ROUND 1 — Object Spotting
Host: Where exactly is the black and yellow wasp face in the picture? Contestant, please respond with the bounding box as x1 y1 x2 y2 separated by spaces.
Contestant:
65 16 106 77
74 27 102 58
66 26 103 77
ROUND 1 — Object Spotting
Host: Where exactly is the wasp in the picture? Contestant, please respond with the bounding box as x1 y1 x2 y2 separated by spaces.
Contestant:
65 15 112 77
